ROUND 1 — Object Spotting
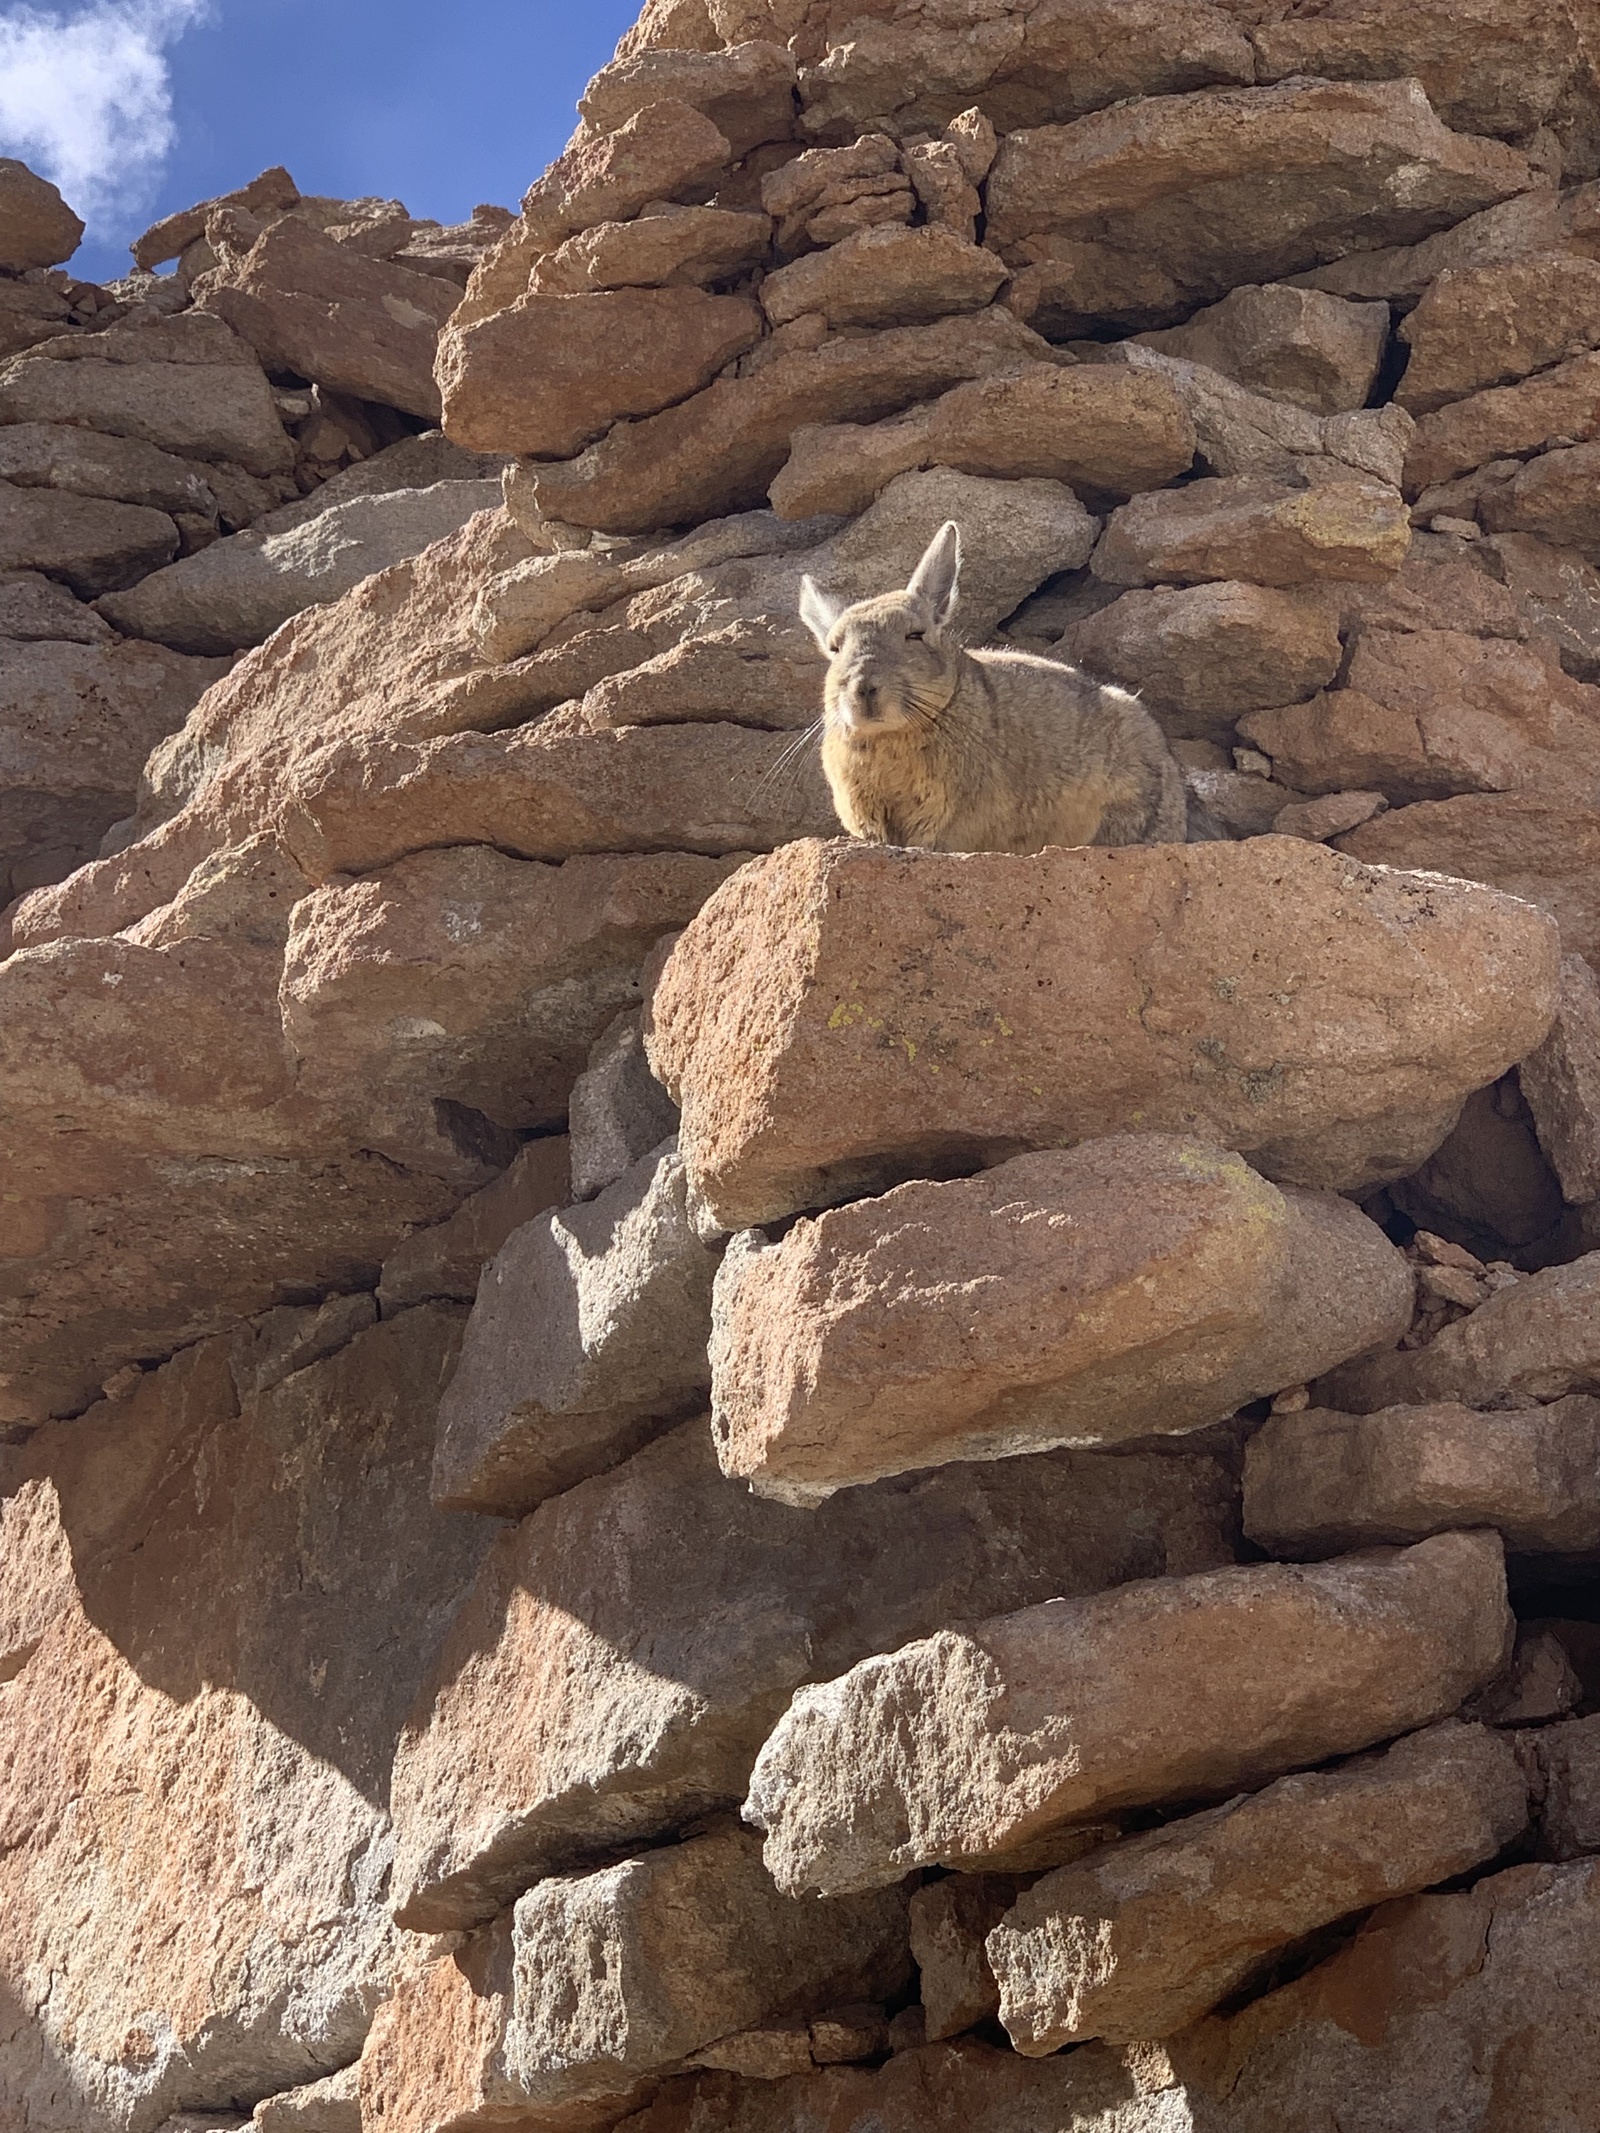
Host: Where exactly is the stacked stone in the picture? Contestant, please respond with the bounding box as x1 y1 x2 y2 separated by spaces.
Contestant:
9 3 1600 2131
0 158 511 905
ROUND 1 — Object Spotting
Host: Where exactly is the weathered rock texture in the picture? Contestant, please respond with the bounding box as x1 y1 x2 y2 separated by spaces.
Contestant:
10 7 1600 2130
710 1135 1410 1500
647 836 1560 1228
746 1532 1511 1895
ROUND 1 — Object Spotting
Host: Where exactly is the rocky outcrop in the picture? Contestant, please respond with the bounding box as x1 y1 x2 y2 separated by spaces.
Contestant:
10 4 1600 2128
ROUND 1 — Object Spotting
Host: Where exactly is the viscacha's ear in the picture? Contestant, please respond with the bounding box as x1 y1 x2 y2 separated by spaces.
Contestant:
799 575 842 652
906 520 962 629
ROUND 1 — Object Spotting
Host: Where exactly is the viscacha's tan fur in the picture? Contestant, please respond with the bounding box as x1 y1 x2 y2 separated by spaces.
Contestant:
800 521 1192 853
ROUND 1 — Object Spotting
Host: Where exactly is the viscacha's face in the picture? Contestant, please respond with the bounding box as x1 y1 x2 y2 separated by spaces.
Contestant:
820 591 957 735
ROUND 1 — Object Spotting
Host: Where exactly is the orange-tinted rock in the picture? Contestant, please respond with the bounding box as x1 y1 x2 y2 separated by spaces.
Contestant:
1240 629 1600 803
1245 1397 1600 1558
1339 791 1600 964
1137 282 1390 415
439 285 762 457
0 1309 492 2128
521 308 1049 533
1480 438 1600 561
769 361 1195 519
198 215 460 420
1397 255 1600 415
759 223 1005 330
0 157 83 270
389 1419 1235 1931
1404 351 1600 493
989 1721 1527 2046
710 1137 1409 1503
132 164 300 271
744 1533 1512 1895
1520 953 1600 1201
579 40 797 158
646 837 1560 1229
530 206 770 293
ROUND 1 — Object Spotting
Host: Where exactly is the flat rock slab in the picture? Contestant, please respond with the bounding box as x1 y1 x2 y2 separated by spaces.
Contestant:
390 1417 1235 1931
1320 1249 1600 1413
743 1531 1512 1895
987 76 1536 334
644 836 1562 1230
710 1135 1410 1503
988 1720 1528 2048
361 1827 910 2133
1245 1397 1600 1559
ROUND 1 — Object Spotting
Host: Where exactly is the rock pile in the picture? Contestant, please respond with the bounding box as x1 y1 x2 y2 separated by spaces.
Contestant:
7 2 1600 2129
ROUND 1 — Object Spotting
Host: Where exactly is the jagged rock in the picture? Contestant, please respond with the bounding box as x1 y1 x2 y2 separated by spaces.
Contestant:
568 1010 680 1200
989 1721 1527 2048
1296 176 1600 306
0 421 218 515
376 1138 571 1316
1397 256 1600 416
579 40 797 159
1137 283 1390 415
709 1136 1410 1503
530 205 771 292
0 1309 492 2131
1244 1398 1600 1558
1272 791 1388 841
759 224 1006 330
768 361 1195 519
0 637 229 903
430 1141 722 1517
1092 476 1411 589
388 1419 1235 1931
439 285 762 457
519 308 1052 533
1239 629 1600 804
909 1877 1030 2042
197 215 461 419
0 159 83 270
760 136 914 252
96 479 502 653
1105 343 1415 486
1062 582 1341 741
988 78 1538 337
361 1828 911 2133
0 479 178 595
0 275 73 362
1405 353 1600 495
1340 791 1600 964
0 313 294 475
133 164 301 270
252 2067 360 2133
1465 1624 1582 1726
645 837 1561 1230
1322 1250 1600 1413
788 0 1254 141
1520 953 1600 1201
744 1532 1512 1896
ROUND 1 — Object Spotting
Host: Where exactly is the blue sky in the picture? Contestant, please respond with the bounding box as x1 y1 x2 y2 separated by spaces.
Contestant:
0 0 643 282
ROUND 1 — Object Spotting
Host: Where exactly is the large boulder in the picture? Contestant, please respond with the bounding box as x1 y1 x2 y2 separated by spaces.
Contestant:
709 1136 1410 1503
1136 282 1390 415
0 1308 493 2133
389 1419 1235 1931
197 215 461 419
0 479 178 595
0 158 83 270
645 837 1562 1229
1091 475 1412 589
987 77 1538 336
744 1533 1512 1895
1397 255 1600 415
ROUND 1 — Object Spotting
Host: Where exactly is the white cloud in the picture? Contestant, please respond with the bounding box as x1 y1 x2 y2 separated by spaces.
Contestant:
0 0 209 229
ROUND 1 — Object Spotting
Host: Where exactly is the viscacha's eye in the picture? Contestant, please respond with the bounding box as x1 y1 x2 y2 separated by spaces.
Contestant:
906 628 924 643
